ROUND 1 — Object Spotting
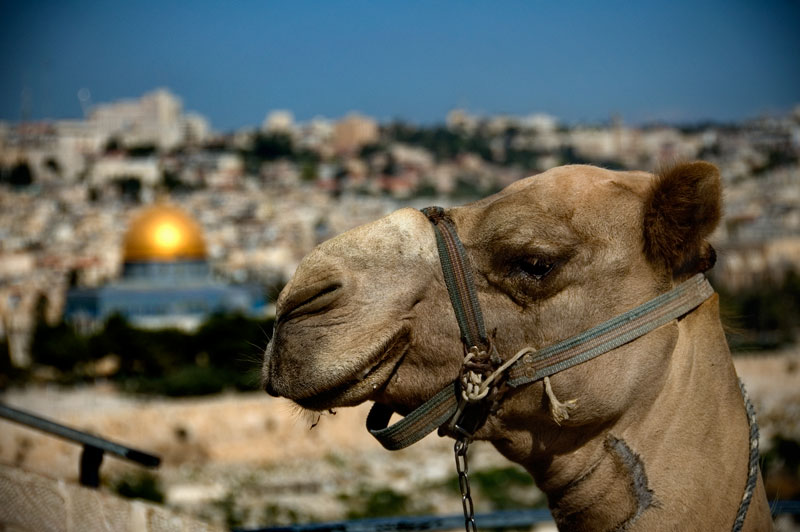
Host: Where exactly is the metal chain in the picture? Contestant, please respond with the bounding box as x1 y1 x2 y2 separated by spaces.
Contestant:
454 437 478 532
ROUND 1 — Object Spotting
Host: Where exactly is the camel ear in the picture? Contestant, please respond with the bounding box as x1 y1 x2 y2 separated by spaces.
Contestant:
643 161 722 274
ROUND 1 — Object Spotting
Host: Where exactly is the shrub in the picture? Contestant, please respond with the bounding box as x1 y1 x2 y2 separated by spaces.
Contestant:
343 486 424 519
442 466 545 511
31 321 90 372
112 471 165 503
29 312 273 396
717 270 800 350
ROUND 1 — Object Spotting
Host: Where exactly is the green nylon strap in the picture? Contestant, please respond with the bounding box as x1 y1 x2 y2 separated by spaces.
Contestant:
366 273 715 451
421 206 488 350
367 382 459 450
507 273 714 386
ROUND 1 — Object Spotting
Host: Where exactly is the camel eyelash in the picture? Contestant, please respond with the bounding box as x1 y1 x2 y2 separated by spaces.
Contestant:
491 246 570 291
518 257 556 280
500 253 559 284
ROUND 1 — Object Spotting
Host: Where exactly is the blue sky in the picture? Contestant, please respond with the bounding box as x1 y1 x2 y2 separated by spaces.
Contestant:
1 1 799 131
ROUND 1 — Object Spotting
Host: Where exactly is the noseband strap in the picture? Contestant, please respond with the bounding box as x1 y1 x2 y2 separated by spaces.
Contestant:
420 206 489 352
367 207 715 450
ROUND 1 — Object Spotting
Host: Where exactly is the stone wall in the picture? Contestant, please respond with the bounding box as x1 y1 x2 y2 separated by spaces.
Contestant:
0 463 222 532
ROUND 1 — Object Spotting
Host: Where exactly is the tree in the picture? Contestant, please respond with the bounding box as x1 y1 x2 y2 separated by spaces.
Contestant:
104 137 122 153
300 161 317 182
127 144 157 157
251 132 294 161
115 176 142 202
31 320 90 373
45 157 61 176
8 161 33 187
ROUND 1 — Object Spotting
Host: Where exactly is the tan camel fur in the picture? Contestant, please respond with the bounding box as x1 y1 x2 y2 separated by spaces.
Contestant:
263 162 772 531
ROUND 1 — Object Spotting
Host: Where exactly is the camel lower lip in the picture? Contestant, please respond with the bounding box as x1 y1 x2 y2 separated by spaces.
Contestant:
294 333 408 411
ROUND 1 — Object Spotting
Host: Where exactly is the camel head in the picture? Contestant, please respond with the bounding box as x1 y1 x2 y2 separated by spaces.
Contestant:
262 161 777 531
263 162 722 440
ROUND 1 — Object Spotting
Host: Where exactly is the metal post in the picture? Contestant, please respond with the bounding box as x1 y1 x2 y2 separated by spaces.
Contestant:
79 445 105 488
0 402 160 490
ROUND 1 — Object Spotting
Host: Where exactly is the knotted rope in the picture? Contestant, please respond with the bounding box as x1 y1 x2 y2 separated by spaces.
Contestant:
460 345 532 403
732 379 760 532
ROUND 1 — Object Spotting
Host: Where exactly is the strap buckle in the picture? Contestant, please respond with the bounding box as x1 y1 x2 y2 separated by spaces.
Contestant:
441 374 493 441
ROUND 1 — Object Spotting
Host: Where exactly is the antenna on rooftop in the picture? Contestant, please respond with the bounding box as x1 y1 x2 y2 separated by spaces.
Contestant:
20 87 32 123
78 88 93 119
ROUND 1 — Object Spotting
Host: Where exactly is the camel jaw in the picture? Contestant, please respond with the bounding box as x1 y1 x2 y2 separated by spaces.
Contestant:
264 326 410 412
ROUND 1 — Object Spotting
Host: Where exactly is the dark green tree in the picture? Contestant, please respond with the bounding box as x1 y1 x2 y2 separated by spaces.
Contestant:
31 320 90 373
127 144 158 157
114 176 142 202
8 161 33 187
44 157 61 175
251 132 294 161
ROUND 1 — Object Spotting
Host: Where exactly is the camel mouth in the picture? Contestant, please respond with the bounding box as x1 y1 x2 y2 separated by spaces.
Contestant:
292 329 410 412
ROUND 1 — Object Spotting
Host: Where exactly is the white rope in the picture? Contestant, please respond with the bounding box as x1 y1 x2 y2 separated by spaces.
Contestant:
543 375 577 424
461 347 537 402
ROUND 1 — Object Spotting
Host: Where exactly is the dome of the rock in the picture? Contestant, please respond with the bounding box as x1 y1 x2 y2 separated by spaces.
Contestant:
123 204 206 262
65 203 265 330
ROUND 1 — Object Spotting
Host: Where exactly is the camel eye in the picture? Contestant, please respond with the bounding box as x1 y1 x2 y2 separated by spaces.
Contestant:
519 258 555 281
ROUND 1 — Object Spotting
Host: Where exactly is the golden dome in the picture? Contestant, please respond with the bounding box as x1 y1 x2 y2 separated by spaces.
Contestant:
123 204 206 262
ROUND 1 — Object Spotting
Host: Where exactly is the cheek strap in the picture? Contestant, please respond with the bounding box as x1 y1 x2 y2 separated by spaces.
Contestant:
367 273 715 451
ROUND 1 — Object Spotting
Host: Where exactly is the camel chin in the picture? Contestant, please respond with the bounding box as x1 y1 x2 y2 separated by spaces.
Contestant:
294 336 409 411
265 321 411 412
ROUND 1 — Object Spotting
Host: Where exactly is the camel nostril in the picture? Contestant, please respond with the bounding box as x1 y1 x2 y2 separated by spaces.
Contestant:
280 281 343 321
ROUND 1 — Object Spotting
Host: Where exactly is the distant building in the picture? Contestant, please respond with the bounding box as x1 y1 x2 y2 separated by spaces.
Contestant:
90 154 161 187
89 88 210 150
64 204 264 330
446 109 479 133
262 110 295 134
521 113 558 133
297 117 334 154
332 113 378 154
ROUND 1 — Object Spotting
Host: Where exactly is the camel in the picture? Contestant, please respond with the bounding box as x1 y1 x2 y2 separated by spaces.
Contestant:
262 162 772 531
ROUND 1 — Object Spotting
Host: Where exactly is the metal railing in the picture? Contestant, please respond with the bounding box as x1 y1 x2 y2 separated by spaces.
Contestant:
235 509 554 532
0 402 160 487
237 500 800 532
2 402 797 530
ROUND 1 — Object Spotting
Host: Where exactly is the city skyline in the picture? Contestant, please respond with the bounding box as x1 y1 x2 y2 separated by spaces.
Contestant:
1 1 799 131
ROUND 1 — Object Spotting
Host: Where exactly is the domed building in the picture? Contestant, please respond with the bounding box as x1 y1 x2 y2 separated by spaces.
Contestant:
65 203 264 330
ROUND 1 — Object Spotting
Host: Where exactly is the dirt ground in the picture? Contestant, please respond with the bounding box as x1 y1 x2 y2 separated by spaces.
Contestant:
1 346 798 530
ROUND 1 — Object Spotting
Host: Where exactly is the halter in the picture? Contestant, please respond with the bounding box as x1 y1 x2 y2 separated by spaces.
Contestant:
367 206 716 447
365 206 758 531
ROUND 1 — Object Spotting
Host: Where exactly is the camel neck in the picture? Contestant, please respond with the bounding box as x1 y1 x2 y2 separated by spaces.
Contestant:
494 296 770 531
611 295 762 530
545 434 656 530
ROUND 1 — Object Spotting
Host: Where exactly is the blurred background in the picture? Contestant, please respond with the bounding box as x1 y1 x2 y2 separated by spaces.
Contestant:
0 1 798 530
